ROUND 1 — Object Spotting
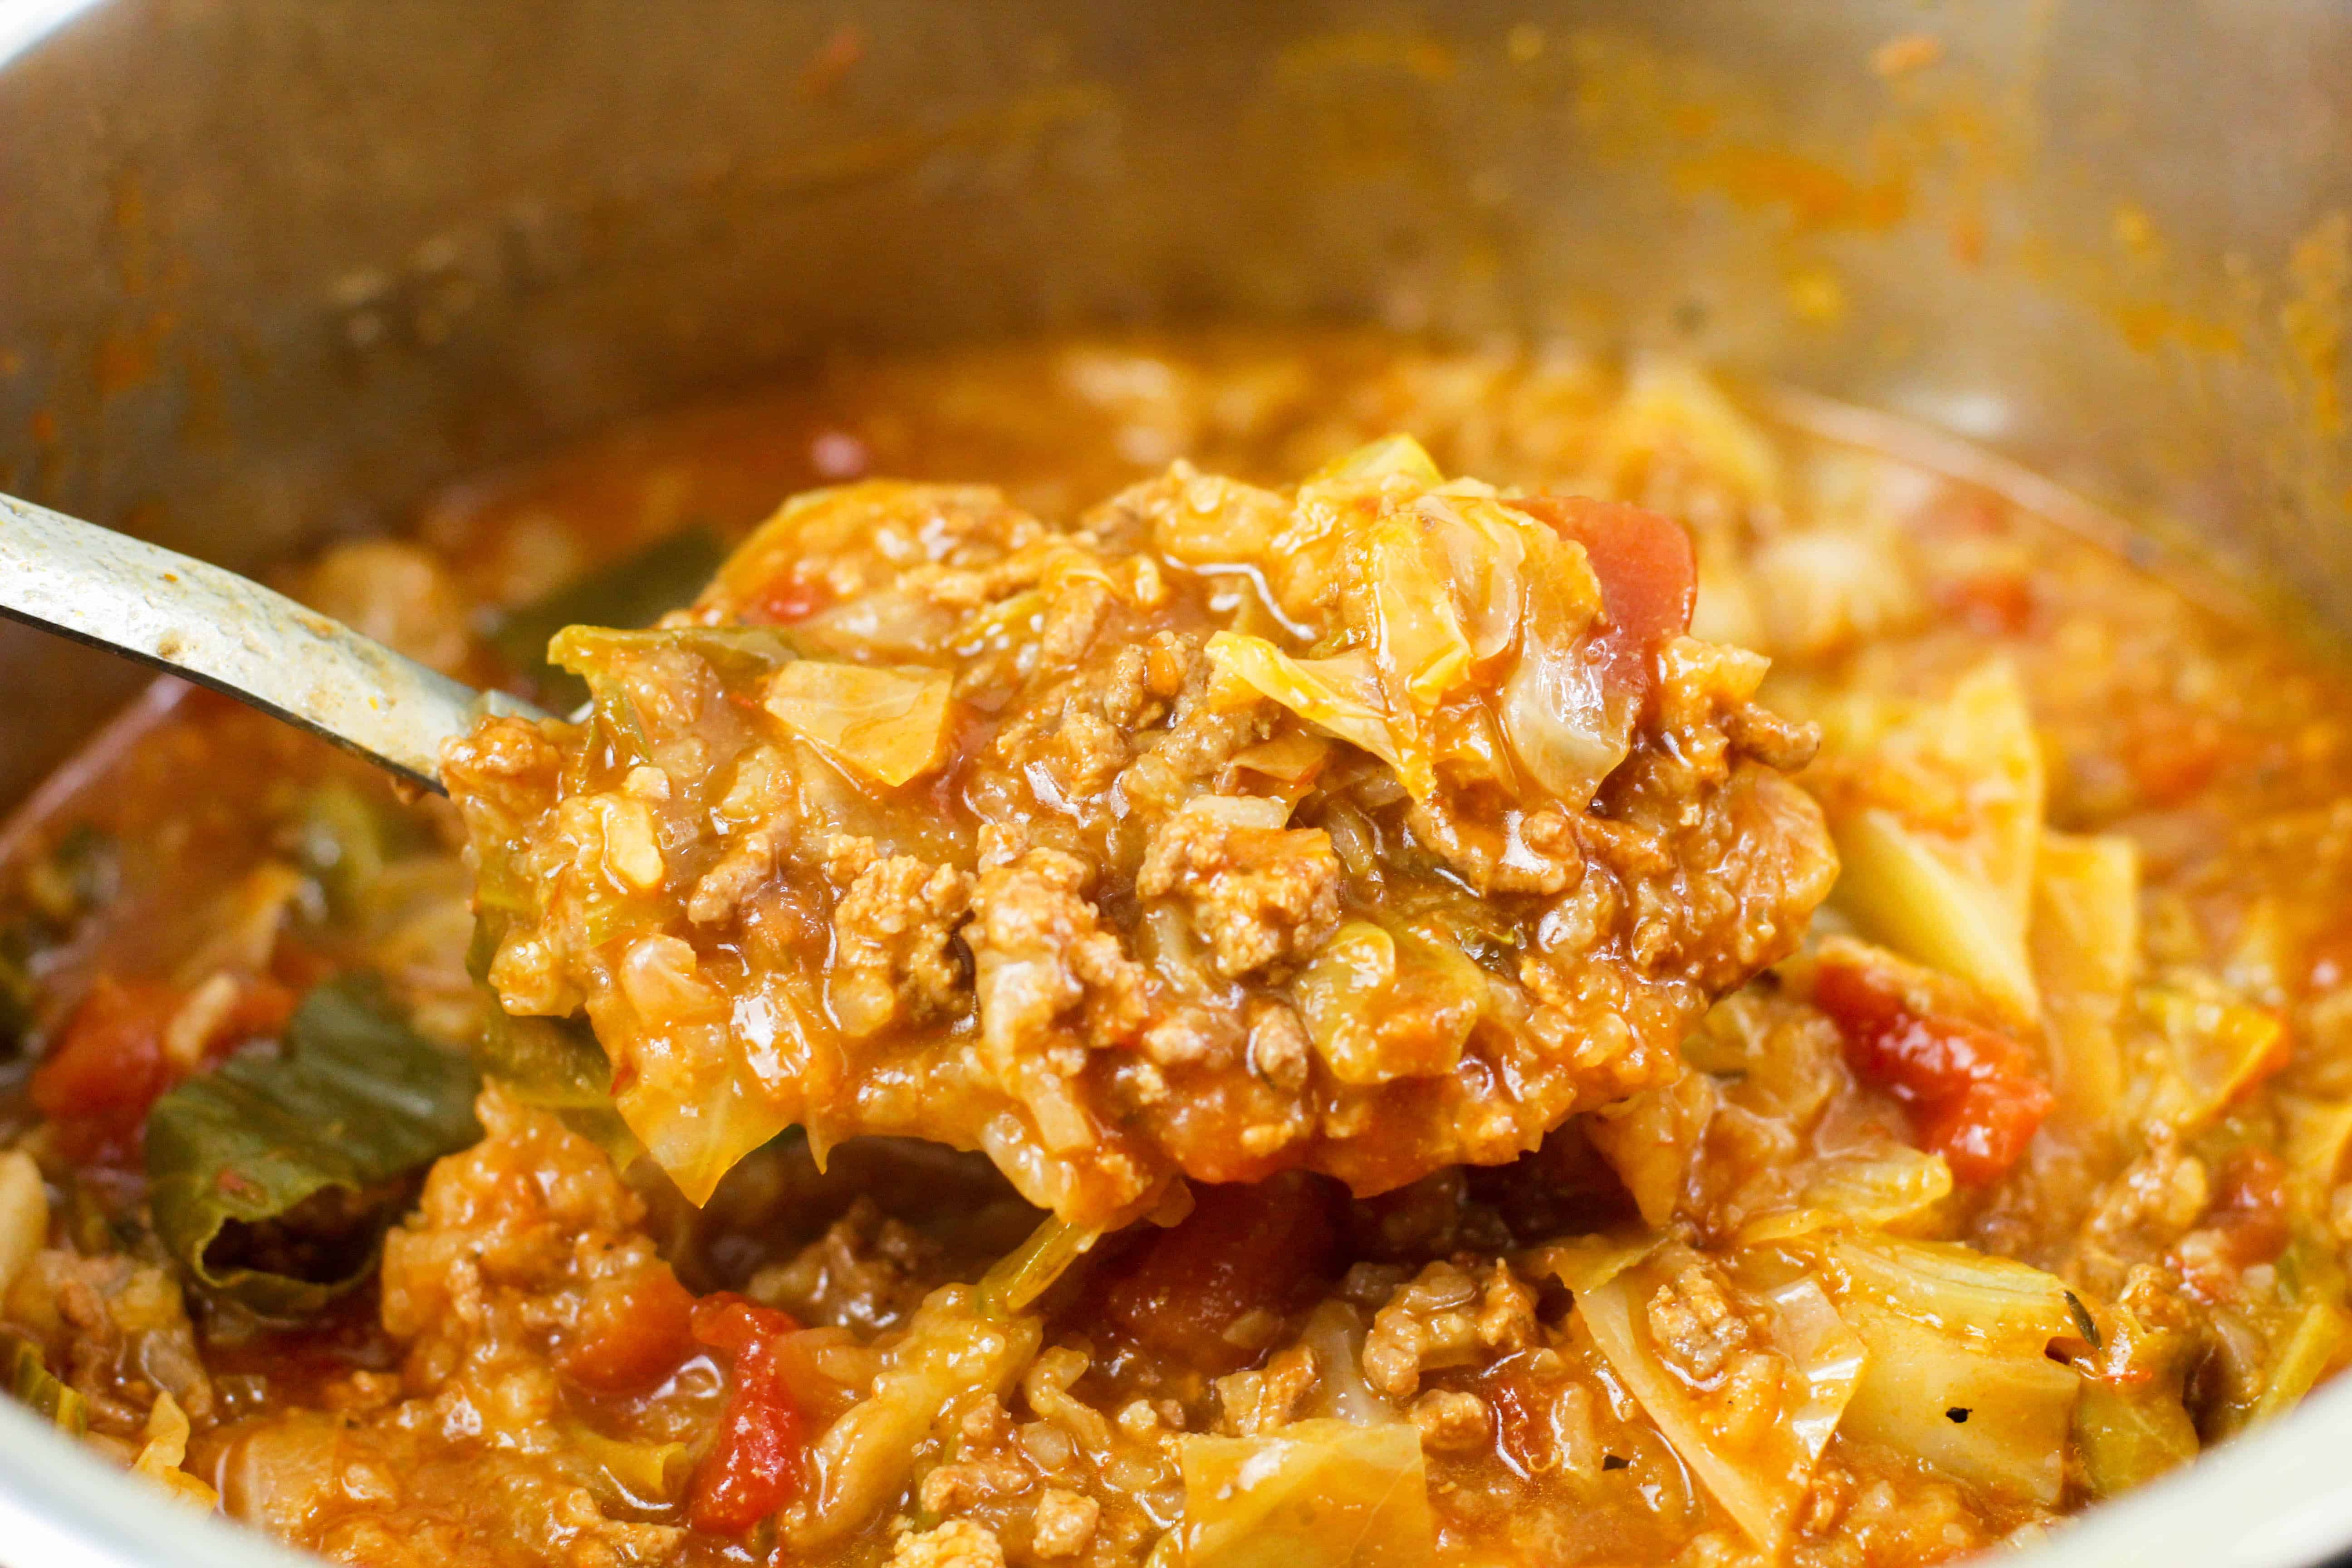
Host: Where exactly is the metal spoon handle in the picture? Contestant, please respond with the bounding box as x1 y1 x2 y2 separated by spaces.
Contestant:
0 492 543 793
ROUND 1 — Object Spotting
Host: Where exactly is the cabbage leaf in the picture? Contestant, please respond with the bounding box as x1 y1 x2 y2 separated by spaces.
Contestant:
764 662 954 788
2136 981 2286 1131
1818 662 2045 1019
1177 1418 1435 1568
1549 1240 1862 1552
2031 832 2140 1133
1292 921 1485 1086
145 974 483 1316
1495 521 1619 806
1206 635 1435 800
1361 516 1474 715
2074 1377 2198 1499
1811 1233 2080 1505
1734 1144 1955 1245
978 1215 1100 1315
794 1284 1042 1548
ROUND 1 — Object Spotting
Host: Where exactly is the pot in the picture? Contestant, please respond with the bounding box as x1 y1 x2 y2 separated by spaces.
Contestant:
0 2 2346 1563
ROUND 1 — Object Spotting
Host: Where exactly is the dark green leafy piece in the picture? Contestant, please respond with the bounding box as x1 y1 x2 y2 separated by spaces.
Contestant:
146 974 482 1317
490 528 728 709
3 1330 87 1435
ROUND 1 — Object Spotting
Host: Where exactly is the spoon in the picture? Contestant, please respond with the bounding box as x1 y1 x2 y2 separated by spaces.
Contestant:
0 491 547 793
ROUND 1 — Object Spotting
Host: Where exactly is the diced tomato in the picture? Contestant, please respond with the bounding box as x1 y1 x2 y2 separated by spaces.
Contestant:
739 569 832 626
1096 1173 1341 1374
1813 956 2053 1186
30 977 179 1161
687 1293 807 1537
1511 494 1697 708
1940 570 2037 636
562 1263 698 1396
31 974 297 1165
2206 1147 2293 1270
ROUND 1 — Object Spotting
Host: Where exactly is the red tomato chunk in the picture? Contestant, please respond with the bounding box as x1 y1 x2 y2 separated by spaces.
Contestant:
1814 957 2054 1186
1514 493 1698 710
687 1293 808 1537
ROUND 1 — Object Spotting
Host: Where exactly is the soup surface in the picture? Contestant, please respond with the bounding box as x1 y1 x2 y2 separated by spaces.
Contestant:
4 332 2350 1568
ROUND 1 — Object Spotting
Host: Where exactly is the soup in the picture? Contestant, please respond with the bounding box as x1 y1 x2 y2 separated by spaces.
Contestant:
2 333 2346 1568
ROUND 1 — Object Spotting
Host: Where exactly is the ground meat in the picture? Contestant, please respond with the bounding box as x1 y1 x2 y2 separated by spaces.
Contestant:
965 845 1150 1176
11 1252 213 1436
1029 1488 1101 1558
1362 1261 1487 1401
823 838 973 1037
32 334 2352 1568
1643 1259 1754 1384
748 1196 941 1335
1137 795 1343 978
1213 1343 1320 1436
1411 1387 1493 1451
887 1519 1006 1568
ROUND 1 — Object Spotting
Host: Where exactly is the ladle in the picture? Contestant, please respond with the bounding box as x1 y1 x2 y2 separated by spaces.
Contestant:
0 491 546 793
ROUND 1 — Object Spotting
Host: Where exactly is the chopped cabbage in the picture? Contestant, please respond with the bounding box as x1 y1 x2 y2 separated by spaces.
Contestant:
1819 662 2046 1019
1176 1418 1434 1568
1200 446 1644 811
794 1284 1042 1548
1495 522 1620 806
1292 921 1484 1086
2252 1298 2352 1424
1414 493 1528 662
600 970 817 1206
1310 433 1443 488
0 1152 44 1306
978 1215 1100 1314
1294 1301 1400 1426
1834 1298 2078 1504
1756 1274 1871 1464
1812 1234 2080 1505
1362 515 1474 715
568 1426 693 1509
1549 1240 1862 1552
2074 1379 2198 1498
3 1329 85 1435
1820 1234 2076 1351
492 528 725 706
2136 981 2286 1130
1206 634 1435 800
1832 808 2040 1020
1734 1144 1955 1245
1224 732 1333 802
2031 832 2141 1133
2279 1093 2352 1188
130 1390 219 1509
763 662 954 788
